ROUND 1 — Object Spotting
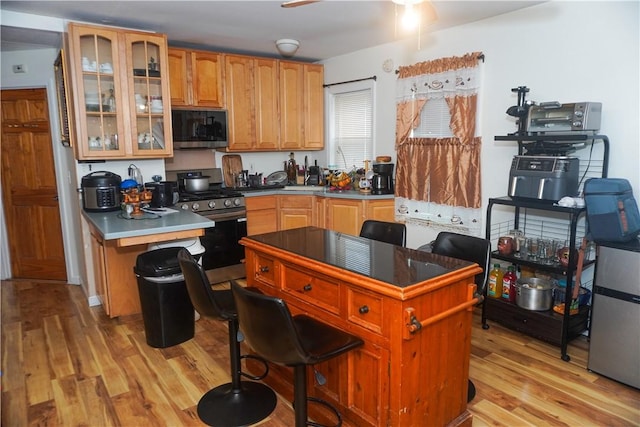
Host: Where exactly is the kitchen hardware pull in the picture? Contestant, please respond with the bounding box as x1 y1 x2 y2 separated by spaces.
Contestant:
359 305 369 314
303 284 312 292
259 265 269 273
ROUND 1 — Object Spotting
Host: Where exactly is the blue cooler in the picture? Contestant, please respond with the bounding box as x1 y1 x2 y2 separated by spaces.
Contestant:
584 178 640 243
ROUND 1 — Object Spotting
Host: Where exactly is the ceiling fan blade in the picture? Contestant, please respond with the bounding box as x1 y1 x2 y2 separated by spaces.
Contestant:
281 0 320 8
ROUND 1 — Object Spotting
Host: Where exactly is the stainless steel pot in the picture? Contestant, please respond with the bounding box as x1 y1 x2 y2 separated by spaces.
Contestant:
184 176 210 192
516 277 554 311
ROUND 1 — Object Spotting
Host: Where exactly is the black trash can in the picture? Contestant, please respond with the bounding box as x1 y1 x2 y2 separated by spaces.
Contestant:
134 247 195 348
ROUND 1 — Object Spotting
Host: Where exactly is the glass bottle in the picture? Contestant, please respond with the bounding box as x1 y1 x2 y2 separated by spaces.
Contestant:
286 152 297 185
502 265 517 303
487 264 504 299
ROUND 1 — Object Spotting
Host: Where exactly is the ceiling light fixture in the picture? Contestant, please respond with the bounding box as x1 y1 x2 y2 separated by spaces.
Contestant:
276 39 300 57
392 0 438 32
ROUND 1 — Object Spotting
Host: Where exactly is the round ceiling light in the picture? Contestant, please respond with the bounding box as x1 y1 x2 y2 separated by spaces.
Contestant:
276 39 300 57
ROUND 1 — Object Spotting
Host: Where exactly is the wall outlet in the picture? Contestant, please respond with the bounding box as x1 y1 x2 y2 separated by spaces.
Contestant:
12 64 27 73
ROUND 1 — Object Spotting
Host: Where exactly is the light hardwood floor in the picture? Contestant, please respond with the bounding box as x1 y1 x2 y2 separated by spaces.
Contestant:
2 279 638 426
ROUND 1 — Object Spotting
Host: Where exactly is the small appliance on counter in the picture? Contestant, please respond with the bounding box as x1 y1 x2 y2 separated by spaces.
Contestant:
526 102 602 134
145 180 179 208
81 171 122 212
508 155 579 201
372 163 394 194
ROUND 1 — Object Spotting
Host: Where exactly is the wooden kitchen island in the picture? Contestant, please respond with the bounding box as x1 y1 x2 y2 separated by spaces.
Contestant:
241 226 482 427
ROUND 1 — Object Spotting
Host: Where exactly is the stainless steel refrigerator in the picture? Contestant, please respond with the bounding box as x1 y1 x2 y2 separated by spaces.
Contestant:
588 241 640 389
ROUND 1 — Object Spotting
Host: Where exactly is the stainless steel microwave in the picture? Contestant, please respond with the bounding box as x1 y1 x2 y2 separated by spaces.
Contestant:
171 109 228 149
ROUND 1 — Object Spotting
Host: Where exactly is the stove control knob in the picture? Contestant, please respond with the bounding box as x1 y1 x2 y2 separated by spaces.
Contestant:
233 198 242 206
224 199 232 207
208 201 216 209
574 110 584 117
180 203 189 210
192 202 200 211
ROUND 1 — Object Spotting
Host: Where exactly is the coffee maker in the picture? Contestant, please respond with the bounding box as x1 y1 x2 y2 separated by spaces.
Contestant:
372 163 394 194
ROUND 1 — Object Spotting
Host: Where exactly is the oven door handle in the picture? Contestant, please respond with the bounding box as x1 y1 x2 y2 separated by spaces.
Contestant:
237 218 247 223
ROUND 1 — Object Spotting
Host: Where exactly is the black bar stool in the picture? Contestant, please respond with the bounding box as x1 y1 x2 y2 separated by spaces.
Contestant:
177 249 277 426
231 281 364 427
359 219 407 246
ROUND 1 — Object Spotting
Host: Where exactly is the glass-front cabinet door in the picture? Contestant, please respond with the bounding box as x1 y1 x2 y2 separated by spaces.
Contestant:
124 33 172 157
69 25 125 158
68 23 172 159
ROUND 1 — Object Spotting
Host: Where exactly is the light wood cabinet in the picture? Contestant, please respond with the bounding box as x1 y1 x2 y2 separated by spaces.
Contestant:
365 199 396 222
326 198 363 235
280 61 324 150
278 195 314 230
224 54 279 151
67 23 173 159
246 195 278 236
168 48 224 108
325 198 396 235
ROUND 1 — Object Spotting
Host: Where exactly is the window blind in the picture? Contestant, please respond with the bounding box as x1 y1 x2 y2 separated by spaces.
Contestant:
330 87 373 170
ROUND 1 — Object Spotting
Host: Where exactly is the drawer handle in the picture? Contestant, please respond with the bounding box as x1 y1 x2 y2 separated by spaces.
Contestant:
259 265 269 273
359 305 369 314
303 284 312 292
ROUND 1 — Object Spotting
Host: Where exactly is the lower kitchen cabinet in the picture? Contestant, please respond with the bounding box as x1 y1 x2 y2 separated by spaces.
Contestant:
246 195 278 236
278 195 314 230
326 198 363 235
246 194 396 237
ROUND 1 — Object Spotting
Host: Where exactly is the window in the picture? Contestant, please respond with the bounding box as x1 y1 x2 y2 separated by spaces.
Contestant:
326 80 374 171
411 97 453 138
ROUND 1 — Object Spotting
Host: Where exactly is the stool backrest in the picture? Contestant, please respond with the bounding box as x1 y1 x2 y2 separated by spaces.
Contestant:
231 281 309 366
177 248 234 321
430 232 491 294
359 219 407 247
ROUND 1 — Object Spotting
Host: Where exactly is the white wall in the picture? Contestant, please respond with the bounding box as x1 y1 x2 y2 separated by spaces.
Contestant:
322 0 640 248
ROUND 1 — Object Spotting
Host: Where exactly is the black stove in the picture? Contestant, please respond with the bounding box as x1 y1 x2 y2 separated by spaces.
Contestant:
176 171 245 215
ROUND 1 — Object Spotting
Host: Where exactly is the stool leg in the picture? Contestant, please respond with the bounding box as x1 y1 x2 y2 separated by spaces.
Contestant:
196 319 277 426
294 365 308 427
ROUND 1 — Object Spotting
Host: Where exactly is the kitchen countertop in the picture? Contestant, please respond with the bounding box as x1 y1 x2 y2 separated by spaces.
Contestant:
240 186 395 199
244 226 473 288
82 208 215 240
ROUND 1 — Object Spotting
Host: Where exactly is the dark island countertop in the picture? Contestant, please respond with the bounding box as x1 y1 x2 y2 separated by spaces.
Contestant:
243 226 474 288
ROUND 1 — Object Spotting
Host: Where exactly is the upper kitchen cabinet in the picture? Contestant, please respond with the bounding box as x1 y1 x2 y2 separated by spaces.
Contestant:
67 23 173 160
280 61 324 150
168 48 224 108
224 54 279 151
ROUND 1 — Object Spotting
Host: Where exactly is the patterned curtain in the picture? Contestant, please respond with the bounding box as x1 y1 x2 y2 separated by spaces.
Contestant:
394 52 483 235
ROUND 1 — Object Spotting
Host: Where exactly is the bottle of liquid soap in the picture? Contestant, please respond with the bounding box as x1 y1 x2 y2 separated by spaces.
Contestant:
488 264 504 299
286 152 297 185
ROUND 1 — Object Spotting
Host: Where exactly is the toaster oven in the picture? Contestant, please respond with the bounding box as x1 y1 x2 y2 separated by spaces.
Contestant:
526 102 602 133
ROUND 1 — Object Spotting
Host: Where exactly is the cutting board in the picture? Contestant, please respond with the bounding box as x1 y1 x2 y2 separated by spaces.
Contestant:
222 154 243 187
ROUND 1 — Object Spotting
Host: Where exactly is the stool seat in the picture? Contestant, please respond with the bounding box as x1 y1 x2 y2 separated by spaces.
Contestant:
231 281 363 427
177 249 277 426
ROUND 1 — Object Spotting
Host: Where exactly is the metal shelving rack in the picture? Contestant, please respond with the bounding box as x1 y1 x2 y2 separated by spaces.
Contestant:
482 134 609 361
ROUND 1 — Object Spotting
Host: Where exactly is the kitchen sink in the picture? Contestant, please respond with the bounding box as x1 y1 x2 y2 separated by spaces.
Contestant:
282 185 325 191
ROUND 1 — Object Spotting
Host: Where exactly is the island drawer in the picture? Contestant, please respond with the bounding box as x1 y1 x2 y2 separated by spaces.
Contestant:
282 264 340 316
253 252 277 287
346 288 384 335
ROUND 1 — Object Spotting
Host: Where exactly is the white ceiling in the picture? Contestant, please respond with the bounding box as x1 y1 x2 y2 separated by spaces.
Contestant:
1 1 545 61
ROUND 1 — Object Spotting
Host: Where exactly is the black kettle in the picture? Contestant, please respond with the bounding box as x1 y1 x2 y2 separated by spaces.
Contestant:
147 181 178 208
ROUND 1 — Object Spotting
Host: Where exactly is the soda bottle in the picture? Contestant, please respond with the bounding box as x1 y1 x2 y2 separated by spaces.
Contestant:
502 265 517 303
487 263 504 299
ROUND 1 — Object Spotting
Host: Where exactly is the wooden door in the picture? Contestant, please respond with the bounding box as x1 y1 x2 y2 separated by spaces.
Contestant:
167 48 190 106
192 51 224 107
225 54 255 150
279 61 304 150
1 88 67 280
303 63 324 149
